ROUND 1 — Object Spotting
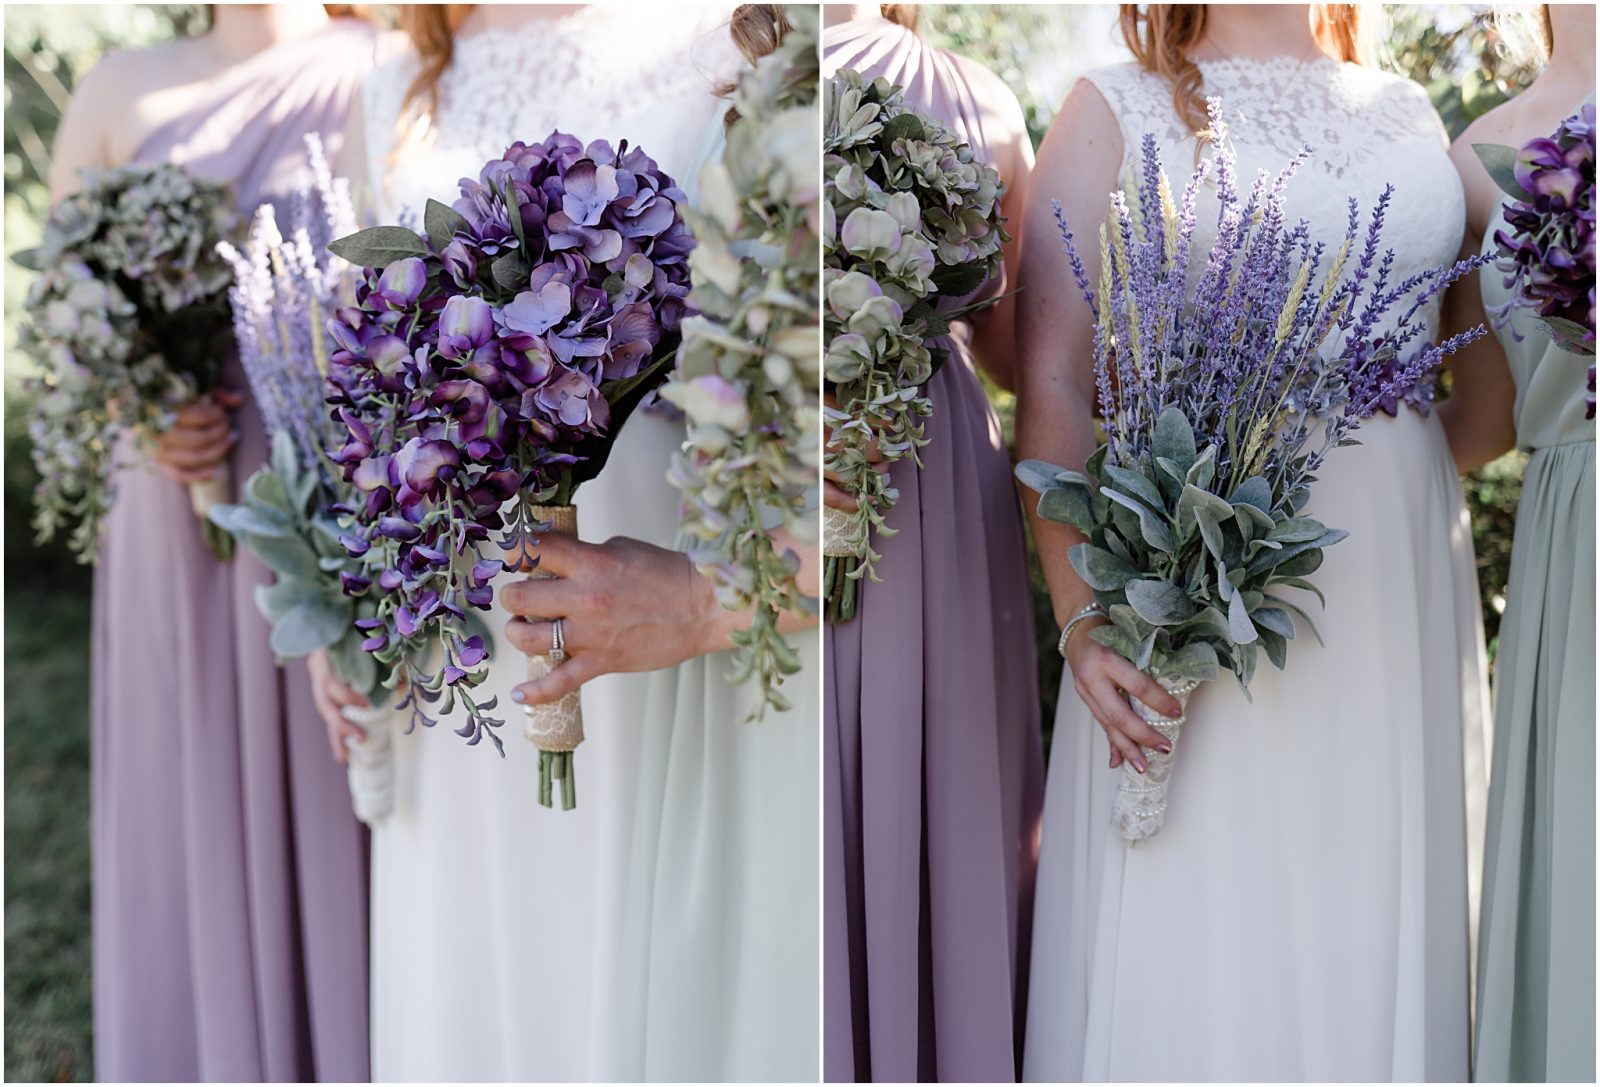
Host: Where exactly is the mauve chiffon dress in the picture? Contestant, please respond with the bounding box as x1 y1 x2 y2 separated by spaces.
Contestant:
822 15 1045 1083
89 19 378 1082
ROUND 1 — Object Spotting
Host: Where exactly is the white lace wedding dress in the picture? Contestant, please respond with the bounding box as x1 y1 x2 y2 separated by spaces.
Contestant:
1022 58 1491 1082
357 6 816 1081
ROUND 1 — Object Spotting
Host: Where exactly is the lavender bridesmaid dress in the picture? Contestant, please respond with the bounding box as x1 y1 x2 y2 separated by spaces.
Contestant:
822 16 1044 1083
89 19 378 1082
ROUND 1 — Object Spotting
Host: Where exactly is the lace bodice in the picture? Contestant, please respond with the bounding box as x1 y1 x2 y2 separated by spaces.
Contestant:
1085 57 1464 342
361 5 737 220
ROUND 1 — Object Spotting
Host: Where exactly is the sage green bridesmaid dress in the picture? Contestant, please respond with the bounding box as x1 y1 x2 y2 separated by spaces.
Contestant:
1473 150 1597 1083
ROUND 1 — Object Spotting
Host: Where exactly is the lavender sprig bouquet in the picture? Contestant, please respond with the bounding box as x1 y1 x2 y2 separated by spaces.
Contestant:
1017 103 1487 841
664 4 820 717
1474 102 1595 417
325 134 692 809
822 69 1007 623
15 163 239 561
208 136 395 703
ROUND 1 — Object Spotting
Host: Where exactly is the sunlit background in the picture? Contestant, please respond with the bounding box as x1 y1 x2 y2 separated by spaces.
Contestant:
3 5 1541 1079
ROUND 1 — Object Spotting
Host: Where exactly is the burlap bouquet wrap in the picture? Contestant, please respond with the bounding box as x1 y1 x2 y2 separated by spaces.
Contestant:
1111 674 1200 842
523 504 583 809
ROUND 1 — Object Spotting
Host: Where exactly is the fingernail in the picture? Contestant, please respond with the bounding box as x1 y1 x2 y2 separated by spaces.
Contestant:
1135 759 1147 773
1158 743 1172 754
511 689 525 703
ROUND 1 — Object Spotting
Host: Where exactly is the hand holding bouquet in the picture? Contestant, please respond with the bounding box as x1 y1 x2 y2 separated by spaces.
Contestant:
665 4 820 716
822 69 1007 622
1019 103 1487 840
326 134 691 809
17 164 238 561
1474 102 1595 416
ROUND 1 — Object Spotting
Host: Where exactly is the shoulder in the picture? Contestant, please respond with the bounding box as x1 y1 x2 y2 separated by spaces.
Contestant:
1450 99 1526 236
73 37 194 107
941 50 1032 166
1077 61 1162 109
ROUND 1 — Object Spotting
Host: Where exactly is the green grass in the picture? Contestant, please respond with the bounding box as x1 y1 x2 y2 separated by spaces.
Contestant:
4 582 94 1083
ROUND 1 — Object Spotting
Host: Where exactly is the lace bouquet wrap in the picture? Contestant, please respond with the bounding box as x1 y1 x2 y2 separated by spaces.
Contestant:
1474 102 1596 417
207 136 402 825
325 134 691 810
1019 102 1487 841
821 70 1007 623
15 162 239 563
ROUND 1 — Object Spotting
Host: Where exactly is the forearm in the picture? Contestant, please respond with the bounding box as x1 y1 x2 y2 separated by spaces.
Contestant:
1015 370 1100 627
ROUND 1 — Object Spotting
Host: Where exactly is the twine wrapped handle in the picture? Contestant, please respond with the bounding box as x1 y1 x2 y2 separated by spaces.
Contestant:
1111 674 1200 842
522 503 584 810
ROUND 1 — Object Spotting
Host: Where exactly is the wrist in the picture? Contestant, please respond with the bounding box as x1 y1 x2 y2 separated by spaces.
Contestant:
1057 601 1106 660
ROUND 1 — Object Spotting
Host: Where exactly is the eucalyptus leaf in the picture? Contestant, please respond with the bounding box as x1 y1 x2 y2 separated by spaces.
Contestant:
491 252 531 292
1472 143 1534 202
327 226 428 269
424 198 471 251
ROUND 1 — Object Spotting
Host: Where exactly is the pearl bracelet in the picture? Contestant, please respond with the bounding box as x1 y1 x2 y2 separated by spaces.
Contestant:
1057 602 1106 659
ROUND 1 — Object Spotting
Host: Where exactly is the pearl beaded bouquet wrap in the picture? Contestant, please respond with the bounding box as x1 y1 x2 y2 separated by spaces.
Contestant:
822 69 1007 623
15 162 239 562
1474 102 1595 418
663 4 820 717
325 134 692 810
1019 103 1487 841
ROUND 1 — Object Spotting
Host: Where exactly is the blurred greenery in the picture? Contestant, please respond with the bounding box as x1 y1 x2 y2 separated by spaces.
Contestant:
923 4 1537 727
5 9 204 1080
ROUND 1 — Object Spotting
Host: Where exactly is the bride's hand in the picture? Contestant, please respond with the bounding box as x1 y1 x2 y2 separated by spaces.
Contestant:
149 388 245 485
823 390 886 512
501 533 719 706
307 648 369 765
1064 617 1183 772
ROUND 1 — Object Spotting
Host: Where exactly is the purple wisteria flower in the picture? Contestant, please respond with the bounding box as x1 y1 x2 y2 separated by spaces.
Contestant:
1476 103 1595 417
324 133 692 757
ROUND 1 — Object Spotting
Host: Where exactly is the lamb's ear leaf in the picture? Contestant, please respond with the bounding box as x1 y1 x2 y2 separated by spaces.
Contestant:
1125 578 1196 626
1227 588 1257 644
1152 405 1198 472
1088 623 1139 663
1257 625 1288 670
1163 639 1220 682
1472 143 1533 202
1069 544 1140 592
1103 464 1166 512
328 226 429 268
1015 459 1065 494
270 597 350 658
1252 606 1297 641
1037 485 1096 534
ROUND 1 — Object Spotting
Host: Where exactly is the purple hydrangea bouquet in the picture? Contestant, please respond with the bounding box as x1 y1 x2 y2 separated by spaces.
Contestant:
664 4 820 717
822 69 1007 623
1474 102 1595 417
1018 104 1486 841
15 163 239 561
207 136 400 824
325 134 692 810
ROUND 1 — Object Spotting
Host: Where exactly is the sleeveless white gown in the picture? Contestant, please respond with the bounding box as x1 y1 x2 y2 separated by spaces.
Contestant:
1022 59 1491 1082
357 7 818 1080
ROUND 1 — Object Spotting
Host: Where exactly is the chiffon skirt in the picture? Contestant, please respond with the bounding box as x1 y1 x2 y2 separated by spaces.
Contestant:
1474 439 1596 1083
1024 411 1491 1082
825 343 1044 1083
